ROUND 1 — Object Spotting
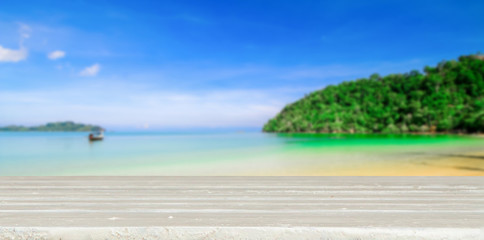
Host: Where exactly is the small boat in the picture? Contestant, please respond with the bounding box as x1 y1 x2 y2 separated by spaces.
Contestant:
89 131 104 141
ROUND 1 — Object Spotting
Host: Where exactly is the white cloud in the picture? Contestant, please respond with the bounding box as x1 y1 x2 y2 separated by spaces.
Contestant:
80 64 101 77
0 46 28 62
48 50 65 60
0 23 31 63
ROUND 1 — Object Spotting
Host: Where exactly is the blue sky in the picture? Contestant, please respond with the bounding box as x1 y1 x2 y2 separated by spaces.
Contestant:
1 0 483 129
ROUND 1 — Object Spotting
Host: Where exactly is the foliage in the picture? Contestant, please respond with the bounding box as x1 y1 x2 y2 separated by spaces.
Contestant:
0 121 104 132
263 54 484 134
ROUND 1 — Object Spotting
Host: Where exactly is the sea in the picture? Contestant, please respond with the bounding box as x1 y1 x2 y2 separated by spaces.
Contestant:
1 131 483 176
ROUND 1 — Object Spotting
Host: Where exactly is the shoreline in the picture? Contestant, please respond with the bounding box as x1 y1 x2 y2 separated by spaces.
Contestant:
2 130 484 136
266 131 484 137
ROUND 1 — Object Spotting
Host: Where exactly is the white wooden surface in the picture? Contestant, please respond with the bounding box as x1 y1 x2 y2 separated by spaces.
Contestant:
0 177 483 239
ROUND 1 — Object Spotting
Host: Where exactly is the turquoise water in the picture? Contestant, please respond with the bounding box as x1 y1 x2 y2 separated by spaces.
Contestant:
0 132 483 175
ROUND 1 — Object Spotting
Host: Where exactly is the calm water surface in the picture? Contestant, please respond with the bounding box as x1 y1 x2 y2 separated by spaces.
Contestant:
0 132 483 176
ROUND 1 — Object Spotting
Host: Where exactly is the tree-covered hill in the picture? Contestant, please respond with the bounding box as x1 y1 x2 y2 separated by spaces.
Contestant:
263 54 484 134
0 121 103 132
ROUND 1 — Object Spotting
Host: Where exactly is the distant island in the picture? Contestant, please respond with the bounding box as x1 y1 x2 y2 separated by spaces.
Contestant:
264 54 484 134
0 121 104 132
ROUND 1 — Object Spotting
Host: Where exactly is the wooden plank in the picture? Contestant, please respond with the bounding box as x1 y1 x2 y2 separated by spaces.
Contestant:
0 177 483 239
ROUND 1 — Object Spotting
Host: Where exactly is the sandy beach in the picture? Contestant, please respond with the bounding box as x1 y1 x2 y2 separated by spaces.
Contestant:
277 151 484 176
0 176 482 239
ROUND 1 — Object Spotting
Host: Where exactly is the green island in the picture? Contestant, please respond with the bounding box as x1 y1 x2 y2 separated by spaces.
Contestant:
264 54 484 133
0 121 103 132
